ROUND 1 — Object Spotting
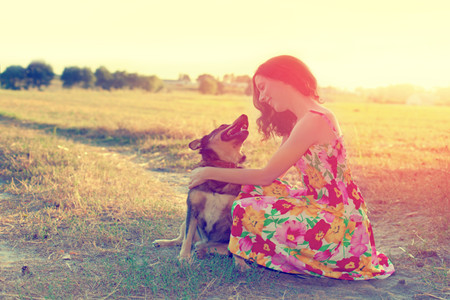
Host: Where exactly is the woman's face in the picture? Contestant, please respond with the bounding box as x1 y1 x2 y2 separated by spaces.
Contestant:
254 75 290 113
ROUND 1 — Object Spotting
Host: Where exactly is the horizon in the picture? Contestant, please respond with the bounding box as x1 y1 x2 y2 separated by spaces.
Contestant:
2 0 450 90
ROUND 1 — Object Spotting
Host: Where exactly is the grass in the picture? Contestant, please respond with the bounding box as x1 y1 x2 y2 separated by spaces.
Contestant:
0 88 449 299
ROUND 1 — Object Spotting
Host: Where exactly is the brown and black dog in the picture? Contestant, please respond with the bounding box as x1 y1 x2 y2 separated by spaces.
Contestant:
153 114 249 270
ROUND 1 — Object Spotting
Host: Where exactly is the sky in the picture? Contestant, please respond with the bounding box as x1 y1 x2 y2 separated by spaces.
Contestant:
1 0 449 89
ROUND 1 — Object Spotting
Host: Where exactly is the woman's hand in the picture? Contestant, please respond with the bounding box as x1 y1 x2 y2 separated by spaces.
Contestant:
189 167 210 189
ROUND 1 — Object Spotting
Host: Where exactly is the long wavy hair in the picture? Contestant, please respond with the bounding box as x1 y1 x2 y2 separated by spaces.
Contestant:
253 55 321 140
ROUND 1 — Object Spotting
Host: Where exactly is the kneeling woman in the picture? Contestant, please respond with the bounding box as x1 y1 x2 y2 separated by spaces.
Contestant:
189 55 395 280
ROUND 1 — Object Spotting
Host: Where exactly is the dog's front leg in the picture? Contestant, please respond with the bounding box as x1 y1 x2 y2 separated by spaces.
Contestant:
178 217 198 262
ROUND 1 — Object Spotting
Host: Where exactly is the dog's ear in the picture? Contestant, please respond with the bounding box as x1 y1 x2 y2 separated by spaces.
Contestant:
189 139 202 150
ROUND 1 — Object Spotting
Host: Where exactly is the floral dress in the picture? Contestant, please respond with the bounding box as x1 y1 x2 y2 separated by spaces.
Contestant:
229 110 395 280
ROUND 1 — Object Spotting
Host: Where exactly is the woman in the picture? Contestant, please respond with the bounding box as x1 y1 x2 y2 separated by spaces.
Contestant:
189 55 395 280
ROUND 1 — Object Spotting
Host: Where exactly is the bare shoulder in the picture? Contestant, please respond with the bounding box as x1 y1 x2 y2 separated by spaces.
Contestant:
309 107 342 136
288 112 325 145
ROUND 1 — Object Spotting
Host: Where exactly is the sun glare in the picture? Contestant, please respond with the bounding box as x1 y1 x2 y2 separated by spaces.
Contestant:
1 0 449 89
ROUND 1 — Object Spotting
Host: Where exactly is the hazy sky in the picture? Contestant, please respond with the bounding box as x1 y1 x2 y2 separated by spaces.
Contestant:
2 0 449 89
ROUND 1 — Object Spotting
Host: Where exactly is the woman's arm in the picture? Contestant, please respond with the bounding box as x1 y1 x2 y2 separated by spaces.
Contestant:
189 113 324 188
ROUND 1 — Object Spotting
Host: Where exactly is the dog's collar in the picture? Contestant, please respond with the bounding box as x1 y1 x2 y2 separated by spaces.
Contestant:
199 160 240 169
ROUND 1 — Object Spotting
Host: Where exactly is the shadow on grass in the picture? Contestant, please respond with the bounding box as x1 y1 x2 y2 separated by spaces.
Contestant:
0 112 167 147
0 112 198 172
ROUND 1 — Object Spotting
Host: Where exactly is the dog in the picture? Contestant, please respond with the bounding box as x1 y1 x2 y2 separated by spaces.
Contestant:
153 114 249 270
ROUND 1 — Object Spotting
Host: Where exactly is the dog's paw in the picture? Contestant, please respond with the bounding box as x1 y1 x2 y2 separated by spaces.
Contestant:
152 241 161 248
178 255 192 264
195 247 208 259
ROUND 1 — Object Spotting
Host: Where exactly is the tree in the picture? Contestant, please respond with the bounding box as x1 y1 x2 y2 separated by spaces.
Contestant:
245 82 253 96
61 66 82 88
199 77 218 94
0 65 27 90
197 74 218 94
26 61 54 90
125 73 140 89
235 75 251 84
197 74 215 84
80 67 95 89
139 75 164 92
217 81 225 95
148 75 164 92
61 67 95 89
112 71 128 89
94 66 113 90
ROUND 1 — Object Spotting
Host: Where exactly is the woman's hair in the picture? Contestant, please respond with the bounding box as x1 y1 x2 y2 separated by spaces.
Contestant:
252 55 320 140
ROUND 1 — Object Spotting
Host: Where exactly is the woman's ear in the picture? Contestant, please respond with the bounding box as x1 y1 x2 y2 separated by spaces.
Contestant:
189 139 202 150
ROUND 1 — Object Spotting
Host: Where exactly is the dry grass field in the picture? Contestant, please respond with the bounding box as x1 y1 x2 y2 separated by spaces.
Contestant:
0 88 449 299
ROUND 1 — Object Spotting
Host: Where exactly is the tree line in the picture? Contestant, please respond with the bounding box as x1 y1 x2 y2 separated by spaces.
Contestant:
0 61 164 92
195 73 252 95
0 61 252 95
0 61 55 91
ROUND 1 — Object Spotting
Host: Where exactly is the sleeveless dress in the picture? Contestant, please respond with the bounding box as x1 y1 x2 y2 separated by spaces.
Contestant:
228 110 395 280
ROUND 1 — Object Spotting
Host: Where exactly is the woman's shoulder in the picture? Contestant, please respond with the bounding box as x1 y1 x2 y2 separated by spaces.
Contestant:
308 108 341 135
309 106 335 119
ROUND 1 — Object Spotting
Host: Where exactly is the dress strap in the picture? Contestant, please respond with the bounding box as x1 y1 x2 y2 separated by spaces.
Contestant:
309 110 339 135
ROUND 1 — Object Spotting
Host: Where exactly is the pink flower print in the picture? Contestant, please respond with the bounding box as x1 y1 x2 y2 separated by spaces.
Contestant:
272 253 306 273
320 180 344 207
236 185 257 200
367 223 379 265
318 150 332 172
240 196 276 210
241 185 254 193
305 220 331 250
371 252 380 266
346 181 364 210
252 234 276 256
275 220 307 248
339 273 355 280
336 256 360 272
367 223 376 247
238 235 253 252
314 249 332 261
273 199 296 214
295 158 307 173
337 181 349 205
330 243 341 259
332 138 346 163
321 211 335 223
350 214 363 223
349 224 370 257
318 148 338 178
302 176 319 199
289 188 307 198
378 253 390 267
231 204 245 237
